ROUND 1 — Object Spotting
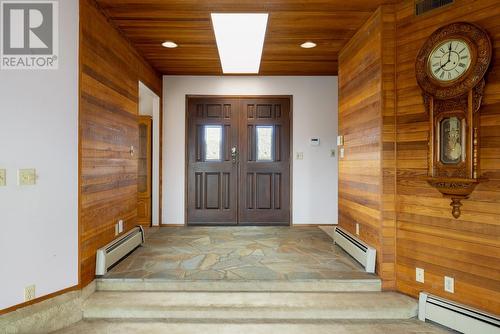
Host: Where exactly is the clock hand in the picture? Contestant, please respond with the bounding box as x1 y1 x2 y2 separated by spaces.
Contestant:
447 42 452 63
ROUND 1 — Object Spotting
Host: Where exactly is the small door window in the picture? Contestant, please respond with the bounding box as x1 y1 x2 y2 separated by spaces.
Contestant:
204 125 223 161
256 125 274 161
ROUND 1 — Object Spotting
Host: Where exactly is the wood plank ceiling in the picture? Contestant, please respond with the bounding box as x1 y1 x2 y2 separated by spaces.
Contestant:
93 0 394 75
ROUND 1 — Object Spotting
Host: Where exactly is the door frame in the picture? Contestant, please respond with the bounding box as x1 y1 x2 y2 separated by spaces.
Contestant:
138 81 162 226
184 95 293 226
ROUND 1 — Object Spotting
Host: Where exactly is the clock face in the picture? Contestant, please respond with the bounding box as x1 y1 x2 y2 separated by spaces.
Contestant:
428 39 472 82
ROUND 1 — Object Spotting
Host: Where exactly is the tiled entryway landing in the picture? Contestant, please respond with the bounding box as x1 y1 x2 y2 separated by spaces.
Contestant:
104 226 377 281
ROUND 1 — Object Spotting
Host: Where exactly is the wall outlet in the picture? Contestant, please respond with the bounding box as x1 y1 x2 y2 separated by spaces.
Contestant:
0 169 6 186
355 223 360 235
118 220 124 233
444 276 454 293
24 284 35 302
296 152 304 160
416 267 425 283
18 169 36 186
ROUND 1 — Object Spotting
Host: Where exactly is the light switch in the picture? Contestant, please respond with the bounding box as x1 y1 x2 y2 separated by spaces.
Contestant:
0 169 6 186
18 169 36 186
296 152 304 160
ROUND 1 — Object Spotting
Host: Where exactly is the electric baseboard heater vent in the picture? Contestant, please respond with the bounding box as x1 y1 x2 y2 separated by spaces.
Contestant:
419 293 500 334
95 226 145 276
333 226 376 273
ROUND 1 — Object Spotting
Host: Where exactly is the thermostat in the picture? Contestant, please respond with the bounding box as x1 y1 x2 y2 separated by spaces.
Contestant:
310 138 320 146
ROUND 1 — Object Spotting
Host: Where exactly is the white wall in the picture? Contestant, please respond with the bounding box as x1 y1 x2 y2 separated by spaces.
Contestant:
0 0 79 310
163 76 338 225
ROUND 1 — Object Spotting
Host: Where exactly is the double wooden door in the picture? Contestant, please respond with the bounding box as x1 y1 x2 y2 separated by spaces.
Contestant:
186 96 291 225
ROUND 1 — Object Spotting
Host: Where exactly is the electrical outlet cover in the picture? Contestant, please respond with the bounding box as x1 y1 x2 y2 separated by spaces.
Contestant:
24 285 35 302
118 220 124 233
416 268 425 283
18 169 36 186
444 276 454 293
0 169 6 186
296 152 304 160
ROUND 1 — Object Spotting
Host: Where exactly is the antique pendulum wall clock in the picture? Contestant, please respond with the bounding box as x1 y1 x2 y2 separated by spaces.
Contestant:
415 22 492 219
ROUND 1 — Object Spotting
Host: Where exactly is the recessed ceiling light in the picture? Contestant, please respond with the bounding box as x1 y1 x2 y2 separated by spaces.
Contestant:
211 13 268 74
300 41 317 49
162 41 178 48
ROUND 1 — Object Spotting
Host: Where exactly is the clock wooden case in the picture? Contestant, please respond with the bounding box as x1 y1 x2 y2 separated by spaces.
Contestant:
415 22 492 219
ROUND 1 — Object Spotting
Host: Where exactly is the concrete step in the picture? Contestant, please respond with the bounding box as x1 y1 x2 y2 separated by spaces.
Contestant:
83 291 417 320
54 319 451 334
96 278 382 292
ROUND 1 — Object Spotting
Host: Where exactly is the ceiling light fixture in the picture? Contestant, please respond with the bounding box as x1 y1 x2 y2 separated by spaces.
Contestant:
162 41 178 48
211 13 268 74
300 41 317 49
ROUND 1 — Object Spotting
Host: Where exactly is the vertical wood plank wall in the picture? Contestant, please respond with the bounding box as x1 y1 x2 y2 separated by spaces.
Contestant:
339 0 499 314
79 0 162 286
338 5 397 290
394 0 500 314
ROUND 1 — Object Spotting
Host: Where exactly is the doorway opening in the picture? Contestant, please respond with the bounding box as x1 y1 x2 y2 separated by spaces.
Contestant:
138 82 161 226
185 96 292 226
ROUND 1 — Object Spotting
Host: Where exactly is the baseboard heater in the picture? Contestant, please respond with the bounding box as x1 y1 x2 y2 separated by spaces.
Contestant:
419 292 500 334
95 226 145 276
333 226 376 273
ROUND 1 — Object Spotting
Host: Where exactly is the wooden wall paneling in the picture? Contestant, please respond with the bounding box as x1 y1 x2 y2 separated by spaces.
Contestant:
380 5 397 290
394 0 500 314
338 5 397 289
79 0 162 287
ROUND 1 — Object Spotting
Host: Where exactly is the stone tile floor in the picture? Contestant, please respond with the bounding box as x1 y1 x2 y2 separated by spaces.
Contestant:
104 226 376 281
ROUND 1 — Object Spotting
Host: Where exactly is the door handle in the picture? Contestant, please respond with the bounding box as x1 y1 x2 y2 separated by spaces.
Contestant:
231 146 239 164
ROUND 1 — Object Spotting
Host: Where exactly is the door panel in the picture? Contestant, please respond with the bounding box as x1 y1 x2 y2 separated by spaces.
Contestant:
187 98 238 224
137 116 152 226
186 97 290 225
239 98 291 225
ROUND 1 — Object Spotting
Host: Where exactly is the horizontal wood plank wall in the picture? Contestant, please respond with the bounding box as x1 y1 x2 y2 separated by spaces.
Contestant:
338 6 397 289
395 0 500 314
79 0 162 287
380 5 397 290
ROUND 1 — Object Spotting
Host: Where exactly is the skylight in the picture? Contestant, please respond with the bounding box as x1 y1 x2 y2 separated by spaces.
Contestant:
211 13 269 74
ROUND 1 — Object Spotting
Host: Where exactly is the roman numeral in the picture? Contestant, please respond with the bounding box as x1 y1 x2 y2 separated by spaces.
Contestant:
458 63 466 68
433 62 440 67
440 48 445 53
434 68 441 74
440 71 445 79
460 55 468 60
448 72 451 79
459 48 465 54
